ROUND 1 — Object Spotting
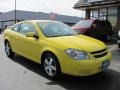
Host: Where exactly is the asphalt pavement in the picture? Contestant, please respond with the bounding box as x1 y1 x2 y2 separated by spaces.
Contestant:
0 34 120 90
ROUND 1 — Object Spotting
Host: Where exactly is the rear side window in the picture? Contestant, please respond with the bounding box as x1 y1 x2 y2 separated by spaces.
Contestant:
20 22 36 35
12 24 20 32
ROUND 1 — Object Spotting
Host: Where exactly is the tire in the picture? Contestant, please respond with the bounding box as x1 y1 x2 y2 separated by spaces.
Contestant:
106 35 111 42
42 53 61 78
118 43 120 48
102 35 111 42
5 41 15 57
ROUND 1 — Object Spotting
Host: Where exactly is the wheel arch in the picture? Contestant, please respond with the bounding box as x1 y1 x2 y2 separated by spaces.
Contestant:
40 49 62 70
4 39 9 43
4 36 10 44
41 50 59 64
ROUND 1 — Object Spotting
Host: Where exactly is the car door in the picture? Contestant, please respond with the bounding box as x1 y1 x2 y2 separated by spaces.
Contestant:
17 22 40 62
9 24 21 52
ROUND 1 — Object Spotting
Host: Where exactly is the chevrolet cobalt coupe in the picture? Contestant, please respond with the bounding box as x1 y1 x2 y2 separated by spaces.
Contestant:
4 20 112 78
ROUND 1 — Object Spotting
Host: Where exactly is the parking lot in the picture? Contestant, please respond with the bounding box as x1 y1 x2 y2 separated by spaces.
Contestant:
0 34 120 90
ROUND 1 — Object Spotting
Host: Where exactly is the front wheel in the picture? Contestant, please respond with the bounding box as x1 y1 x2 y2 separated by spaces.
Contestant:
42 53 61 78
5 41 15 57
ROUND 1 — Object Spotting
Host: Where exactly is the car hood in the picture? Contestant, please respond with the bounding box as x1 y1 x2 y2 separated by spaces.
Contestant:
47 35 106 52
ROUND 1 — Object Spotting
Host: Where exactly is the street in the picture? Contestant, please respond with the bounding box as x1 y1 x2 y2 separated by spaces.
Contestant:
0 34 120 90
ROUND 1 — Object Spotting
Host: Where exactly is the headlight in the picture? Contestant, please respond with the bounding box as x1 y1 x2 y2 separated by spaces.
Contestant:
118 31 120 37
65 48 89 60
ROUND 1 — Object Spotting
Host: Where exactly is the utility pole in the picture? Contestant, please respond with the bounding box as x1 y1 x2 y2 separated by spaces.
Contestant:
15 0 16 24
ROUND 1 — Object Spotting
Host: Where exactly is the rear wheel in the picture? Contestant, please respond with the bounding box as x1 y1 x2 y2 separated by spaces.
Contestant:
5 41 15 57
42 53 61 78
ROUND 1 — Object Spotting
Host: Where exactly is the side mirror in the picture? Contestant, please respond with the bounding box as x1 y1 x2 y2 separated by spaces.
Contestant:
26 32 39 39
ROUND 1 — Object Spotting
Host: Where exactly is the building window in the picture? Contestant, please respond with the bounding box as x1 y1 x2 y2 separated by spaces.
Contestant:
90 9 99 19
90 8 107 20
108 7 117 16
107 7 117 30
108 16 117 27
99 8 107 20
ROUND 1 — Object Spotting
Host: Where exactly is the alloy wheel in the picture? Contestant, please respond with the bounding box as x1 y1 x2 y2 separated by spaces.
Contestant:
44 57 57 77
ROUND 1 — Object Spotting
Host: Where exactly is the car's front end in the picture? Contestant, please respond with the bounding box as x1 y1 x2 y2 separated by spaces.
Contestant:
47 35 112 76
59 47 112 76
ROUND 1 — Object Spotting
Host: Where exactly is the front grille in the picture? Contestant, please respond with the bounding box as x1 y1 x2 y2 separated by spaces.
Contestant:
94 52 108 58
90 48 108 58
91 48 106 54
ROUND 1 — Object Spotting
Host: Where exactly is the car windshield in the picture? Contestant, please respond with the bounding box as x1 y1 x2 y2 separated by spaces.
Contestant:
38 21 77 37
75 20 93 27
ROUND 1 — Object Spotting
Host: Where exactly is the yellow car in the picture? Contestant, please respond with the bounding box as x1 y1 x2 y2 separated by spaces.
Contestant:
4 20 112 78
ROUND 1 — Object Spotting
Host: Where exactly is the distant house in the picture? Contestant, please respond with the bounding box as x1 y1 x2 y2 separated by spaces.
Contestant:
73 0 120 33
0 10 83 29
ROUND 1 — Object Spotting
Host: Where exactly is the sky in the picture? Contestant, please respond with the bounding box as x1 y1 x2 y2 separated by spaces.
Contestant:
0 0 85 17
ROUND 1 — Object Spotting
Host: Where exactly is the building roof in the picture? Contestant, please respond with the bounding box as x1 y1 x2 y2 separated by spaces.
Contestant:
0 10 83 23
74 0 120 10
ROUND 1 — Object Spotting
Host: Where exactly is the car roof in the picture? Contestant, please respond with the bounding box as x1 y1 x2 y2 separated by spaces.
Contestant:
12 20 61 28
23 20 59 23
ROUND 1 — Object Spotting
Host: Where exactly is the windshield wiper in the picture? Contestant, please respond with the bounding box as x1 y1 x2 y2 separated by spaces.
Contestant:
48 35 63 37
62 34 76 36
48 34 76 37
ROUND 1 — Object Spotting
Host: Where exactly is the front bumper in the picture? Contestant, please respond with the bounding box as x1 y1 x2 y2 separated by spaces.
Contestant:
59 50 112 76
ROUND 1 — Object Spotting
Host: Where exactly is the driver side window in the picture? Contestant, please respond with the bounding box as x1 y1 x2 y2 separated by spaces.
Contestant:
20 22 36 35
12 24 20 32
